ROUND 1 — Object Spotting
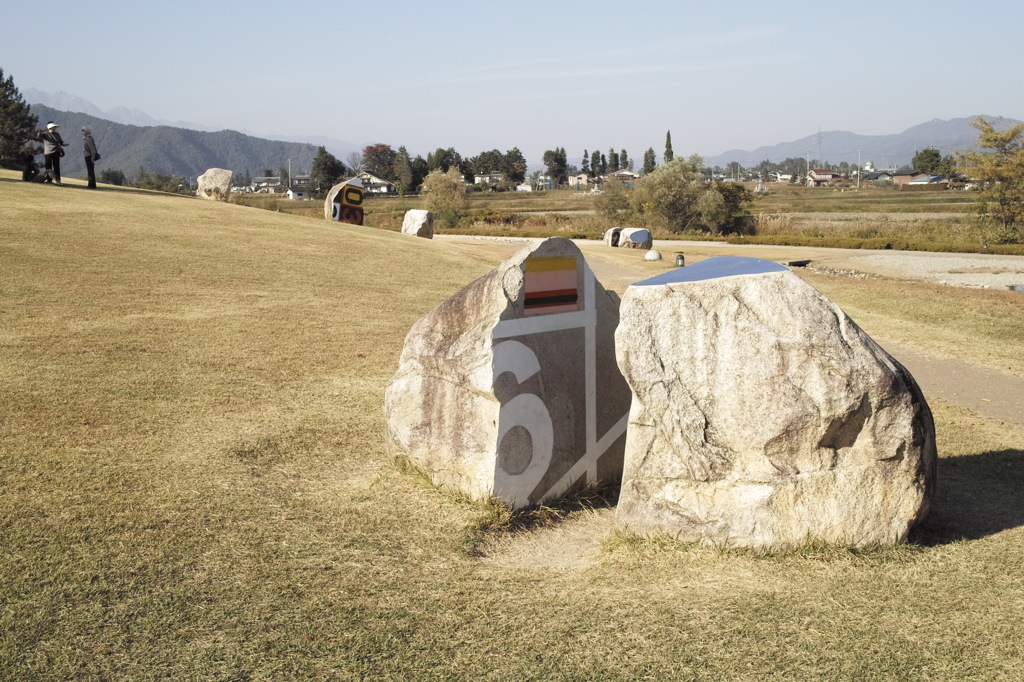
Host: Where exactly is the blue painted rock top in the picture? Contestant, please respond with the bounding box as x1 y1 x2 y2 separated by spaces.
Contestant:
631 256 788 287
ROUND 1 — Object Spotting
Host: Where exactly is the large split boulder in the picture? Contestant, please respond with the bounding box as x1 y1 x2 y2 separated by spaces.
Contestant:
401 209 434 238
604 227 651 249
196 168 232 201
384 237 631 508
615 256 936 549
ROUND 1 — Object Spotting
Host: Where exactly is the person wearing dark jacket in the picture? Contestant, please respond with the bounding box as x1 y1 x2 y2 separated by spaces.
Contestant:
37 121 68 185
82 127 100 188
21 152 39 182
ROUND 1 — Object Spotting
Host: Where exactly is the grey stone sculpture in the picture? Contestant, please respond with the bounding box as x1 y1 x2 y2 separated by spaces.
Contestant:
384 237 631 508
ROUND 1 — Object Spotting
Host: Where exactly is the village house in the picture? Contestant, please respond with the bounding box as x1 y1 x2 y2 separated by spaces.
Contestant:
900 174 949 191
806 169 842 187
252 175 283 192
356 171 397 194
892 169 929 187
567 173 590 190
609 169 641 186
473 172 504 185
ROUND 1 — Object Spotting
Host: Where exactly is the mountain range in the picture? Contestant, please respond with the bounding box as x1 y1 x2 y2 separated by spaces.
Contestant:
29 104 321 181
703 117 1021 169
25 88 362 173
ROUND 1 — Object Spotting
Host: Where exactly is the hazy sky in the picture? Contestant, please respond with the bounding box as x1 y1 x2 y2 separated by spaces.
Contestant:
6 0 1022 169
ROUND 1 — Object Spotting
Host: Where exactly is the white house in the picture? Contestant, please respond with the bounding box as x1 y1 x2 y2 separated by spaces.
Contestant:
473 172 504 185
567 173 590 190
609 169 640 185
356 171 397 194
806 169 842 187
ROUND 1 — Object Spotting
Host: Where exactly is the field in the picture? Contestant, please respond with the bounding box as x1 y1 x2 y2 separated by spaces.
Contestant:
2 172 1022 680
237 181 1019 251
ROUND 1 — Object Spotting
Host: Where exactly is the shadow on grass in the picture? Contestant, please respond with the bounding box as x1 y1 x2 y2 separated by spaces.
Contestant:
912 449 1024 545
460 481 620 556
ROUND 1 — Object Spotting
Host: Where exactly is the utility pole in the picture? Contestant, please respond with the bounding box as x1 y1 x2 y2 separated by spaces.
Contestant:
857 150 861 190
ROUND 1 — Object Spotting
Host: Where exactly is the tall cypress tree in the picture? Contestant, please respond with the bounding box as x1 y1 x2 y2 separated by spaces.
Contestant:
581 149 590 176
0 69 40 169
643 147 657 175
664 131 674 162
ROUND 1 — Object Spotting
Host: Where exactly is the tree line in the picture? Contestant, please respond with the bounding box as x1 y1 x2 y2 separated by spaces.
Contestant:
309 144 529 196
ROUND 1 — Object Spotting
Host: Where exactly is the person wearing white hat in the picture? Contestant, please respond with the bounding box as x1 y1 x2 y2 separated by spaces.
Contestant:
37 121 68 185
82 127 100 189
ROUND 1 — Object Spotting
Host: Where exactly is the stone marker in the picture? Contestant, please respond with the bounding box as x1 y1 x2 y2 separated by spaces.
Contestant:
384 237 631 508
324 178 365 224
615 256 936 549
645 250 663 261
401 209 434 239
196 168 232 201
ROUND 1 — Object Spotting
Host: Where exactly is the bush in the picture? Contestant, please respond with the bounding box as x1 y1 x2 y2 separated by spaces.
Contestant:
422 168 468 228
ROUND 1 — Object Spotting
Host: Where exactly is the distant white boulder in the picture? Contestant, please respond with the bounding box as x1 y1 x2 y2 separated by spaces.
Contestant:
196 168 232 201
401 210 433 239
645 250 663 261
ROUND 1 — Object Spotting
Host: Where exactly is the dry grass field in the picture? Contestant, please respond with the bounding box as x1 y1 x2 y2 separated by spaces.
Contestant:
1 172 1022 680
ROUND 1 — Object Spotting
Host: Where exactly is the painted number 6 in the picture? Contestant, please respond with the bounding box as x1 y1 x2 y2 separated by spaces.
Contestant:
492 340 554 506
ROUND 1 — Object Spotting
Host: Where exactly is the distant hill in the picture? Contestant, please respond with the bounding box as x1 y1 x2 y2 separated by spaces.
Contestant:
29 104 318 181
25 87 363 166
704 116 1022 169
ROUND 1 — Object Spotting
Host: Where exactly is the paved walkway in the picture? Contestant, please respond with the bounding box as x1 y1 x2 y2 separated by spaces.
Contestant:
874 338 1023 427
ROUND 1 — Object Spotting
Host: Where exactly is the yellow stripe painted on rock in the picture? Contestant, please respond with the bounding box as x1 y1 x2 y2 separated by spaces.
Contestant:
525 257 577 273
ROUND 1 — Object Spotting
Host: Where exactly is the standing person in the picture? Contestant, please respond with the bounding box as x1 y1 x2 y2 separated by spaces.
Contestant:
82 127 100 188
37 121 68 185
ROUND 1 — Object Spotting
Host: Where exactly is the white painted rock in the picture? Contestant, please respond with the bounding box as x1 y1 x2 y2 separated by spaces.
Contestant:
401 209 434 238
604 227 652 249
615 256 936 549
384 237 631 508
196 168 233 201
604 227 624 247
645 250 663 261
